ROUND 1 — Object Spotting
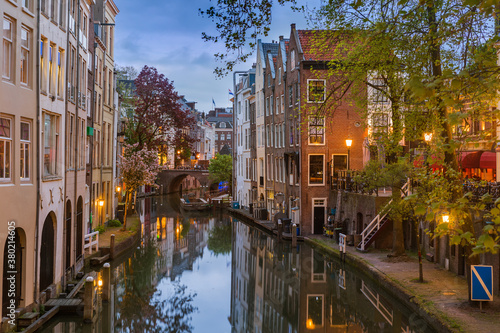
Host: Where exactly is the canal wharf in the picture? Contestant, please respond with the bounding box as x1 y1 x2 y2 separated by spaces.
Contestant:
227 207 304 242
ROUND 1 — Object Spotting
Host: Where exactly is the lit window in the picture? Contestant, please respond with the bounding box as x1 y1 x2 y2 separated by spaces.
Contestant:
308 116 325 144
20 121 31 179
0 117 12 180
309 155 324 185
307 80 325 103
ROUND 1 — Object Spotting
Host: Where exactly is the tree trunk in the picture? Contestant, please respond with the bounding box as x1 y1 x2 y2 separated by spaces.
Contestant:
391 184 406 256
121 191 130 231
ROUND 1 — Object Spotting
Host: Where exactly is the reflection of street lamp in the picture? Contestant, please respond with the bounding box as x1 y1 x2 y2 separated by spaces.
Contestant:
345 138 352 170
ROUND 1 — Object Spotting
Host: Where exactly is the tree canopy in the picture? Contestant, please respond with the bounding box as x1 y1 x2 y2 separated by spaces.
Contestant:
208 153 233 189
123 65 197 152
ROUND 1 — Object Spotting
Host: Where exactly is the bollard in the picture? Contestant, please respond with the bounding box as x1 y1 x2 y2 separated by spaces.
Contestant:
277 220 283 242
110 234 115 259
84 276 95 322
102 263 111 302
291 224 297 247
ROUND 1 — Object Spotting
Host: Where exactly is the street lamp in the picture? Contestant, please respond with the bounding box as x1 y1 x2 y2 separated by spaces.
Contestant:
424 132 433 142
442 214 450 223
99 199 105 226
345 138 352 170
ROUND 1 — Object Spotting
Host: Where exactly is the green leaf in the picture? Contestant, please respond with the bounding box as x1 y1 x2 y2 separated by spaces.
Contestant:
451 235 462 245
415 205 427 216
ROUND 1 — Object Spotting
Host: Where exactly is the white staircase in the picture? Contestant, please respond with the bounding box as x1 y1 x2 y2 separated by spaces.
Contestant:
357 180 410 251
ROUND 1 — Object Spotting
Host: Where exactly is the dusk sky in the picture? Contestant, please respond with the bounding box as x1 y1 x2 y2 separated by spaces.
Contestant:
114 0 320 113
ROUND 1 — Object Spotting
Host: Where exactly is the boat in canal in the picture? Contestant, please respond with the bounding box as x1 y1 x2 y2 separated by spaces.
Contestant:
180 196 210 211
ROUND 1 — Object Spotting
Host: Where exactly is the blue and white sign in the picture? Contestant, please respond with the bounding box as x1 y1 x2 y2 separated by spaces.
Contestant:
471 265 493 301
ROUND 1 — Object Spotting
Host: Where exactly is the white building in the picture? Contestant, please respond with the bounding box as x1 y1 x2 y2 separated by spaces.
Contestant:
234 66 255 208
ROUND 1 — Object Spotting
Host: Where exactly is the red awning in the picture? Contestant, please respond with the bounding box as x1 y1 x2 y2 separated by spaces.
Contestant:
479 152 496 169
459 151 483 169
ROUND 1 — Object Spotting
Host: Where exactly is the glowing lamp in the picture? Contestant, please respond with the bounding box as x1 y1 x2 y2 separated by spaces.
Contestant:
442 215 449 223
99 199 104 207
345 139 352 147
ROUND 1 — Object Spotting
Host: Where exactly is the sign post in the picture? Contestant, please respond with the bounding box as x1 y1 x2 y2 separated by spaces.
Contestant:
471 265 493 311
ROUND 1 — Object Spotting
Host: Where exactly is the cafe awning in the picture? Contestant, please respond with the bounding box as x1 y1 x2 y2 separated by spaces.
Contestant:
479 152 496 169
459 151 483 169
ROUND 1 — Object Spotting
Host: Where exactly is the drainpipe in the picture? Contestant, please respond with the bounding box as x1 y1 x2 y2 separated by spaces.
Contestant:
72 0 82 271
34 0 41 304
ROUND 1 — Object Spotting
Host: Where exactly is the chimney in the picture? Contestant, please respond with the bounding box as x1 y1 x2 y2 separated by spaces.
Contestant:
279 35 283 41
291 23 296 30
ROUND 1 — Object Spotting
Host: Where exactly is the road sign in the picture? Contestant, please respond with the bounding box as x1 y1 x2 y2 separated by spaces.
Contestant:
471 265 493 301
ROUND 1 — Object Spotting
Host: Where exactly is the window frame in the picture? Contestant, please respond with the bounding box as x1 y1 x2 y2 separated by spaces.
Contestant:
3 16 14 82
0 116 13 181
43 112 60 178
307 79 326 103
308 154 325 186
20 120 31 180
308 116 325 145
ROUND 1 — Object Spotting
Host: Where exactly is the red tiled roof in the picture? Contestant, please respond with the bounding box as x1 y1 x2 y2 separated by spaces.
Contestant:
298 30 340 61
285 40 290 53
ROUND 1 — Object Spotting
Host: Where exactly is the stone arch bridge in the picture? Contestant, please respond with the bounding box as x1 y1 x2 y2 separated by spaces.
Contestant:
157 169 213 194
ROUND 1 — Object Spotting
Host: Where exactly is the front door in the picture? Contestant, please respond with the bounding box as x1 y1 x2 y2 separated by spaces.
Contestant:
40 215 55 291
313 199 326 234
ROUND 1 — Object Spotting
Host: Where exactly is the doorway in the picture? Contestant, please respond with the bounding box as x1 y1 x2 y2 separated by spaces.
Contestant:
313 199 326 234
40 214 55 291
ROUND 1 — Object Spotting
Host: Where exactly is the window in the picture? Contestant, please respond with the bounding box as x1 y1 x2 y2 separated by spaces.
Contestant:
20 121 31 180
281 94 284 113
290 124 294 146
221 133 225 141
270 94 273 114
290 50 296 70
288 86 293 106
278 67 281 84
307 80 325 102
0 117 12 180
265 97 269 116
43 113 59 177
276 96 280 114
331 155 347 180
57 49 63 97
227 133 231 140
23 0 33 12
220 122 226 128
48 44 55 94
309 155 324 185
372 78 388 103
295 83 300 104
308 116 325 144
20 27 31 85
372 113 389 138
3 17 14 81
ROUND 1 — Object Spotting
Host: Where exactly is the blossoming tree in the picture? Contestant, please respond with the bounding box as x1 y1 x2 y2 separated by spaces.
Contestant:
120 143 164 230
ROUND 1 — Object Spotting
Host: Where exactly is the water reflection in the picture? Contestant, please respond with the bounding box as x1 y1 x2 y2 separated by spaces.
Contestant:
39 196 434 333
230 221 435 333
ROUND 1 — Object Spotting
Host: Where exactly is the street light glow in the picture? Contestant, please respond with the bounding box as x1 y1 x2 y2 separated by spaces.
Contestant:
99 199 104 207
345 139 352 147
424 133 433 142
442 215 449 223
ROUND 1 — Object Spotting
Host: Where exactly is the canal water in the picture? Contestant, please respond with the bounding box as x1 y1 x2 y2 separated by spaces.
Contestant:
40 195 436 332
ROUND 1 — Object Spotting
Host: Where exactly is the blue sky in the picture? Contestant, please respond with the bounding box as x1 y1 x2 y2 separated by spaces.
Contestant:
114 0 319 113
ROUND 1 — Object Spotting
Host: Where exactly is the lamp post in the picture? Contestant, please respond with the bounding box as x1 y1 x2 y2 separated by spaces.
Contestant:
345 138 352 170
99 199 105 226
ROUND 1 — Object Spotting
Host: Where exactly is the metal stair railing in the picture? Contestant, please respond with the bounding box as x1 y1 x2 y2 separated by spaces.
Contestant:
358 180 410 251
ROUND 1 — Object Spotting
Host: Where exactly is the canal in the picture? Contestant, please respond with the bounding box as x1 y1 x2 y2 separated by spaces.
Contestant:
40 195 436 332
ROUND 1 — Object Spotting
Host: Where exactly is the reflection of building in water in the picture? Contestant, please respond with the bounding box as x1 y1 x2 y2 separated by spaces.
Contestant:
231 222 435 333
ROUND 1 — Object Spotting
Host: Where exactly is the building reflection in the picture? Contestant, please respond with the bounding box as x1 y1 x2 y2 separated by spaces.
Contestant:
230 220 433 333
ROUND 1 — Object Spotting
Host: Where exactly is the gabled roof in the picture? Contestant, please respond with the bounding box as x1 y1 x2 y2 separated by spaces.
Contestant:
279 39 289 68
260 41 279 69
297 30 339 62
